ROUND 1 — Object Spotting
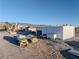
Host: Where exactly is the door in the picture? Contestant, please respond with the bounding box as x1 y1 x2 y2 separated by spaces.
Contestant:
37 30 42 37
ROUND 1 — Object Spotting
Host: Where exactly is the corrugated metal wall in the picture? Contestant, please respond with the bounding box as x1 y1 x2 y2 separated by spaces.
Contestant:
36 26 75 40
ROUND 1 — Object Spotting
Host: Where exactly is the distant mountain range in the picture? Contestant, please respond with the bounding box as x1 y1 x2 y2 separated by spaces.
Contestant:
0 22 78 27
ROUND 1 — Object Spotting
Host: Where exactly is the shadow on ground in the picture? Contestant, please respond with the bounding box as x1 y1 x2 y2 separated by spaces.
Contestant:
0 29 5 31
4 36 19 46
65 41 79 50
61 49 79 59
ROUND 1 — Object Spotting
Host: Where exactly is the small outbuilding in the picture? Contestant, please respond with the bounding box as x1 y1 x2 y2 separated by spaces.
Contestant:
35 25 75 40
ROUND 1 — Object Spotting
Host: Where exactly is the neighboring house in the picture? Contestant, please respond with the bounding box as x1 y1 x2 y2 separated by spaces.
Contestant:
28 27 37 32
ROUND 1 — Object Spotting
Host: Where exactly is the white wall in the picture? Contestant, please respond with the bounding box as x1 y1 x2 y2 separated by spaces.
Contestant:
63 26 75 40
46 26 63 39
36 26 63 39
36 26 75 40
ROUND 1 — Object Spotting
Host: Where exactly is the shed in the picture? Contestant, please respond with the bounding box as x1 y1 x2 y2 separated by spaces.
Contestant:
36 25 75 40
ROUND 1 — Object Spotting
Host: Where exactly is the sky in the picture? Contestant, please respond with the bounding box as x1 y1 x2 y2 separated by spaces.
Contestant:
0 0 79 25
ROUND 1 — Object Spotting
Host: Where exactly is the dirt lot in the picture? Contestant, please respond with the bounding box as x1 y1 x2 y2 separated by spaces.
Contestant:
0 31 64 59
0 31 79 59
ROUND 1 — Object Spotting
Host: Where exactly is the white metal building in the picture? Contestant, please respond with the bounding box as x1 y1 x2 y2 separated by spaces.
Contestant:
36 25 75 40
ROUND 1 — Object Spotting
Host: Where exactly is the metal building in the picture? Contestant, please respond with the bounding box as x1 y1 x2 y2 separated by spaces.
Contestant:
35 25 75 40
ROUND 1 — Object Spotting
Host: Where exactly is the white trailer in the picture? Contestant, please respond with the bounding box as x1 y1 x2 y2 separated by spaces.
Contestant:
36 25 75 40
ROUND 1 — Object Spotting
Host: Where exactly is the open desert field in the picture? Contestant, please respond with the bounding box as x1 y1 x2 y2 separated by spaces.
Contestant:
0 31 63 59
0 31 79 59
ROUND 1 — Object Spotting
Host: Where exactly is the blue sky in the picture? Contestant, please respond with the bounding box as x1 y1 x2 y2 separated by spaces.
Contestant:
0 0 79 25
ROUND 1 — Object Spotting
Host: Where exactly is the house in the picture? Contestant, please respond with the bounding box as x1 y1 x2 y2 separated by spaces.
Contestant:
35 25 75 40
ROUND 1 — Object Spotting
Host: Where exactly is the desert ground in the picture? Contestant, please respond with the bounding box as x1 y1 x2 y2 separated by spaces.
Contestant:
0 31 79 59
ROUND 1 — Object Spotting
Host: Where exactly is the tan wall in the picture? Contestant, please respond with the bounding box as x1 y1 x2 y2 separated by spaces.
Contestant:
63 26 75 40
0 25 5 30
28 27 37 32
